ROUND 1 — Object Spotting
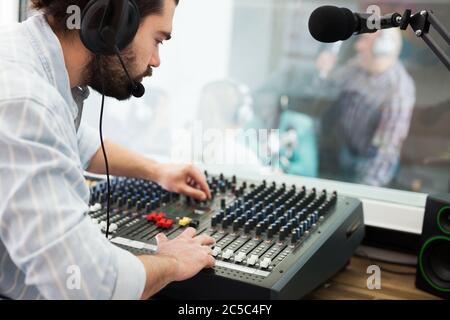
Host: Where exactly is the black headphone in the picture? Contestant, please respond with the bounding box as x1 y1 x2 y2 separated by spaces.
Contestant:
80 0 145 98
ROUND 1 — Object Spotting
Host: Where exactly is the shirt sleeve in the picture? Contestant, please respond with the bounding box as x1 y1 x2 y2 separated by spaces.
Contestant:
0 99 146 300
77 121 101 170
356 83 416 187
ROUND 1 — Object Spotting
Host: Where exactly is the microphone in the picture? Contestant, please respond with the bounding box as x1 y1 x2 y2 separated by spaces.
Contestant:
309 6 402 43
113 46 146 98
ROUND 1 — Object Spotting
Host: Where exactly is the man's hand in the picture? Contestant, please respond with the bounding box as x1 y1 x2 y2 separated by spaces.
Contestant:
87 141 211 201
154 163 212 201
137 228 215 299
156 227 215 281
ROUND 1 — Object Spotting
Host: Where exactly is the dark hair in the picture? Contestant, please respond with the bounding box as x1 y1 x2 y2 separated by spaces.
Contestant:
30 0 179 31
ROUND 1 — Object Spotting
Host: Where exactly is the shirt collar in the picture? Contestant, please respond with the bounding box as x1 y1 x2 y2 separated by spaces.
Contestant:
24 14 90 124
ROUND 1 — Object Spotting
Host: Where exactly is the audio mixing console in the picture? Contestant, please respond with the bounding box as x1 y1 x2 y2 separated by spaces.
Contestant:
88 172 364 299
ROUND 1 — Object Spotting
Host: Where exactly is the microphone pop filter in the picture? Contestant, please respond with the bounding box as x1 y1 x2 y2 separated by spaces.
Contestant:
308 6 356 43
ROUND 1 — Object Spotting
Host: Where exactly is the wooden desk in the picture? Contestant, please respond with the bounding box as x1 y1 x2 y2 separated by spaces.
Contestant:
306 256 440 300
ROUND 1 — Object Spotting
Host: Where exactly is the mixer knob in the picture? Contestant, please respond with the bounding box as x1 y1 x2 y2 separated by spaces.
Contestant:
89 203 102 212
234 252 246 263
287 209 294 219
99 221 107 231
211 215 218 227
306 217 312 228
126 199 134 209
212 247 222 257
222 249 234 260
227 212 236 221
222 217 229 228
244 221 251 234
279 227 287 241
232 219 240 232
247 254 259 266
273 222 281 233
255 223 263 236
220 198 226 209
267 226 275 239
313 211 319 223
291 229 299 244
189 219 199 228
260 257 272 269
299 225 305 237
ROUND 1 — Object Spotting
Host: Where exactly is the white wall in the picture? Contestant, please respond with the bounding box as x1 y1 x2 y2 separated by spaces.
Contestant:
149 0 234 128
0 0 19 25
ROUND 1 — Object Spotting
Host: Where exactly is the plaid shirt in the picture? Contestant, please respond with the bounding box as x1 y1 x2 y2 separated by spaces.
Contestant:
330 59 416 187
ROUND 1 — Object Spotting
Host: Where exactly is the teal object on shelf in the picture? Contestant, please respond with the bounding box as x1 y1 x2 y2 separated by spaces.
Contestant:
278 110 318 177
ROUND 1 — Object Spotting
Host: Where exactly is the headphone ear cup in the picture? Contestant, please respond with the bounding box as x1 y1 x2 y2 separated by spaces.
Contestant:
80 0 112 54
80 0 140 55
115 0 140 52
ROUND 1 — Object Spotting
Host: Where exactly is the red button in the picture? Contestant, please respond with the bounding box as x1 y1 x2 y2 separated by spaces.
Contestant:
163 219 174 229
155 213 166 221
156 218 166 228
146 212 166 222
156 218 173 229
146 212 158 221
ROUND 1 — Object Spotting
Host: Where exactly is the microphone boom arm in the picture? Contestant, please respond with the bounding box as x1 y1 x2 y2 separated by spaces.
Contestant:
401 10 450 71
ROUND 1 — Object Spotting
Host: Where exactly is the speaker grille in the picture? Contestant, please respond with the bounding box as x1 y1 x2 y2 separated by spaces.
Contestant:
419 236 450 292
437 206 450 234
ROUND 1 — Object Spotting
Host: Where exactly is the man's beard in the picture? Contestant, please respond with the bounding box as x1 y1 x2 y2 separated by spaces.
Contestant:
84 49 152 101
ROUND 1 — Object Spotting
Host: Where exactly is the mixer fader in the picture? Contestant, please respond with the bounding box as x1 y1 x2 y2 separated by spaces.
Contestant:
88 172 365 299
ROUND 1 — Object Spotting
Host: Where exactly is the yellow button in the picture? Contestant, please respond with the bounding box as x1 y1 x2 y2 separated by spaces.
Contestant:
179 217 192 227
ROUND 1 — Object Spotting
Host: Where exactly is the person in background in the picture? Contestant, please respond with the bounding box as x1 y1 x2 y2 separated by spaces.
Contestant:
317 28 416 187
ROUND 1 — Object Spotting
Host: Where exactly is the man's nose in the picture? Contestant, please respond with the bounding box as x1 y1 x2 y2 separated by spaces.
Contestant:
150 51 161 68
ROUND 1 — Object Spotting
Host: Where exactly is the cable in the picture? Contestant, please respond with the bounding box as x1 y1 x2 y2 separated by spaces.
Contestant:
97 56 111 239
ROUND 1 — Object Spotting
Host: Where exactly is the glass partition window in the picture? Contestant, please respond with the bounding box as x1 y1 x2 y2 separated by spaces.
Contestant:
15 0 445 196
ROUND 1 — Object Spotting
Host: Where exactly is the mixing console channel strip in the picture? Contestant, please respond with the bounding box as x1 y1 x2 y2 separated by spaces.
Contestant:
88 172 365 299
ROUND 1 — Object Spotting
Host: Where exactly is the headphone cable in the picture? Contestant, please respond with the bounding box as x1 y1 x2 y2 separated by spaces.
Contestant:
97 56 111 239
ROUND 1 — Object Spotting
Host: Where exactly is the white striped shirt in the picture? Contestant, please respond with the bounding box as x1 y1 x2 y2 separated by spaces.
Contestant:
0 14 145 299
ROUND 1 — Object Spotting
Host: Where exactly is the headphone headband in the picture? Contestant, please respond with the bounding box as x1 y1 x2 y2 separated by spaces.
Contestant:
80 0 140 55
